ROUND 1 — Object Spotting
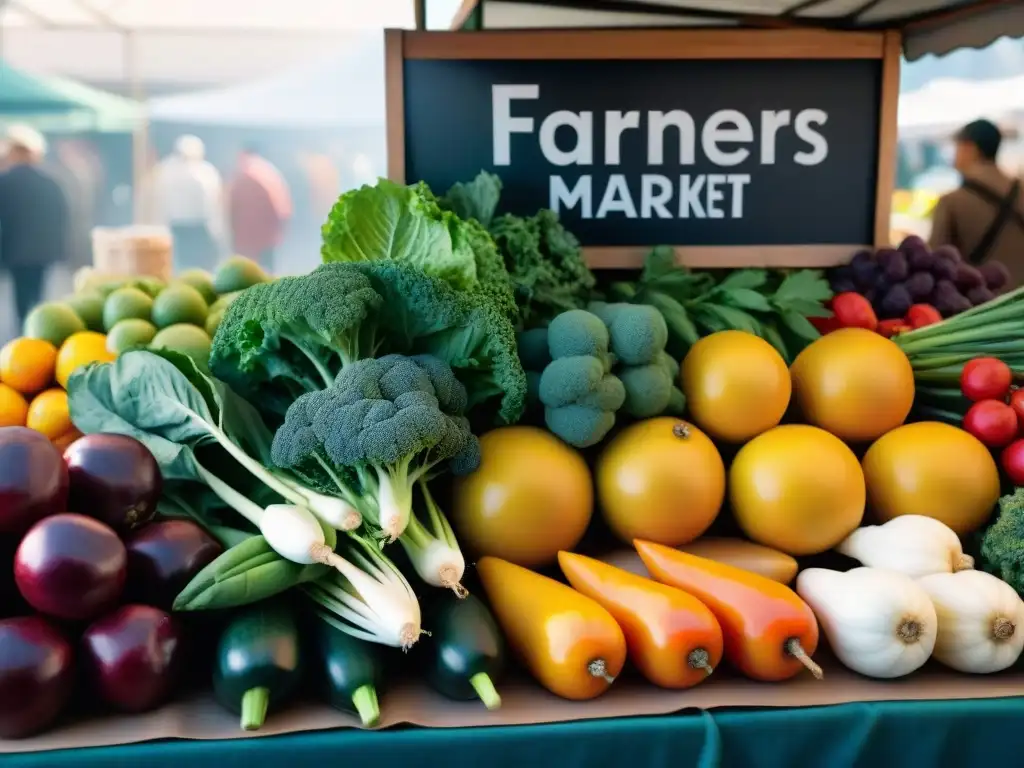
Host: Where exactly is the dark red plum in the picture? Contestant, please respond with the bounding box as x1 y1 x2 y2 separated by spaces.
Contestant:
0 427 69 536
126 520 223 609
0 616 75 738
81 605 183 713
64 434 162 534
15 513 127 621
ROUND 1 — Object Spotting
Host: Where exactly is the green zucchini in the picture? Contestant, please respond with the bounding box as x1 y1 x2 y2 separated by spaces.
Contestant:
420 593 505 710
212 599 304 731
315 613 383 727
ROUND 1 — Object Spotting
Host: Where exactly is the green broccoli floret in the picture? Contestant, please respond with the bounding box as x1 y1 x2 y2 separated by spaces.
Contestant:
982 489 1024 595
211 261 526 426
656 350 680 382
538 356 624 447
517 327 551 371
547 309 611 364
619 363 674 419
666 386 687 416
272 355 480 543
607 304 669 366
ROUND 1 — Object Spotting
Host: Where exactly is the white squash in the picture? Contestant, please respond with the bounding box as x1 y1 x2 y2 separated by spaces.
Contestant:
917 570 1024 674
836 515 974 578
796 567 936 679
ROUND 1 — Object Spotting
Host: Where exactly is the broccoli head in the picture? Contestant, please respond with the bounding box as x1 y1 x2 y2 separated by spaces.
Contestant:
547 309 612 364
538 356 624 448
210 261 526 427
619 363 673 419
982 489 1024 595
607 304 669 366
271 354 480 542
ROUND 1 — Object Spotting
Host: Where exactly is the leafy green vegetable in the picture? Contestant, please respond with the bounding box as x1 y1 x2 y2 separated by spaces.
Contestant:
439 171 596 330
610 249 834 362
210 261 526 426
175 533 328 611
321 179 479 292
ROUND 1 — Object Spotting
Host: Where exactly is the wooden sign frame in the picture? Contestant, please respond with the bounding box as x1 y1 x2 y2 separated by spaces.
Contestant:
385 28 902 270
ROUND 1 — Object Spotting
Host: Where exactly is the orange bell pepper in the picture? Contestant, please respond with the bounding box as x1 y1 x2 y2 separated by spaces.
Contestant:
558 551 723 689
476 556 626 701
635 540 822 682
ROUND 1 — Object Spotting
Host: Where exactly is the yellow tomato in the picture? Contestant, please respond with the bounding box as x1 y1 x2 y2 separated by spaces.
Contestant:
597 417 724 546
56 331 116 389
451 426 592 567
862 421 999 536
790 328 914 443
0 337 58 396
681 330 791 443
26 388 73 441
0 383 29 427
729 424 866 556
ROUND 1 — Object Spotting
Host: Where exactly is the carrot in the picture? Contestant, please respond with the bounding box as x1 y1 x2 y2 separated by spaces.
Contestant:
558 551 723 689
476 556 626 701
634 539 822 682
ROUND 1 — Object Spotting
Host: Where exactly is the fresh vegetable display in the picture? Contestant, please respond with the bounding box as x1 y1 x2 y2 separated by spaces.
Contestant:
8 169 1024 746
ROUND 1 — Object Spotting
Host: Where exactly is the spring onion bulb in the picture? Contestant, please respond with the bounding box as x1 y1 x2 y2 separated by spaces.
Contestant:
400 480 467 597
373 466 412 543
270 472 363 532
304 535 422 649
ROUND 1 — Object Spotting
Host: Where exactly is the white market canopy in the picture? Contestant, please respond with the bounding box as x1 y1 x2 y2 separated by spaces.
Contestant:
898 72 1024 135
0 0 461 85
146 35 386 128
457 0 1024 60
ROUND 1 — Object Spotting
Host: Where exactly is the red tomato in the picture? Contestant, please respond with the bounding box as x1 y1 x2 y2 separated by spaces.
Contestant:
877 319 910 338
961 357 1013 402
1011 389 1024 430
904 304 942 329
831 292 878 332
809 315 841 335
1002 440 1024 486
963 400 1019 448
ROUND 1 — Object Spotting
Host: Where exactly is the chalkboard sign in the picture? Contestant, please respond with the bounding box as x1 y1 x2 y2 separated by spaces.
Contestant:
386 30 901 268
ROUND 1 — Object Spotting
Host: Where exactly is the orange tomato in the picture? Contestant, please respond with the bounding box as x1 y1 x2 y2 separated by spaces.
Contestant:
476 556 625 701
452 427 592 567
26 389 73 441
635 540 821 682
558 551 723 689
597 418 724 546
0 383 29 427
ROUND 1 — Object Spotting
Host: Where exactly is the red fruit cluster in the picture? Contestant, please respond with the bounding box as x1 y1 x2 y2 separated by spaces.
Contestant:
812 293 942 338
959 358 1024 485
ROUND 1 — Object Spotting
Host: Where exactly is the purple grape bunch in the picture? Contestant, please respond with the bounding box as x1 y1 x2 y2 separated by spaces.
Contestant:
827 236 1010 320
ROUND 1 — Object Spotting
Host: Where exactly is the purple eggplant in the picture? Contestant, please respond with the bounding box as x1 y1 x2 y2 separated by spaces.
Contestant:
0 616 75 738
0 427 69 536
126 520 223 609
14 513 127 622
64 434 162 534
81 604 184 713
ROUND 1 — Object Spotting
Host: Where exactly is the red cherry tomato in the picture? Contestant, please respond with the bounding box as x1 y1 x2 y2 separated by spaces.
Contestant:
830 292 878 332
809 315 841 335
1002 439 1024 486
877 319 910 338
904 304 942 329
1010 389 1024 431
963 400 1019 448
961 357 1013 402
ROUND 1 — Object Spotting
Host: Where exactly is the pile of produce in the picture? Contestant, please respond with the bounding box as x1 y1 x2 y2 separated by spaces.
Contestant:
0 256 272 444
6 172 1024 745
827 237 1010 320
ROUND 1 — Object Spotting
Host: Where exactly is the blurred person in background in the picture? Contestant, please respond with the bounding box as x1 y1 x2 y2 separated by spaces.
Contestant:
0 125 70 329
153 134 224 272
228 145 291 273
50 139 101 271
930 119 1024 286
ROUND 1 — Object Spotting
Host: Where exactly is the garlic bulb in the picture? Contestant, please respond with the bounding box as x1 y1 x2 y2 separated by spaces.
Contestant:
836 515 973 579
918 570 1024 674
796 567 936 679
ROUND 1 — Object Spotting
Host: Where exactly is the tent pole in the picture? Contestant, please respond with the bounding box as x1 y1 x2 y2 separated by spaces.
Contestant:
126 29 149 223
